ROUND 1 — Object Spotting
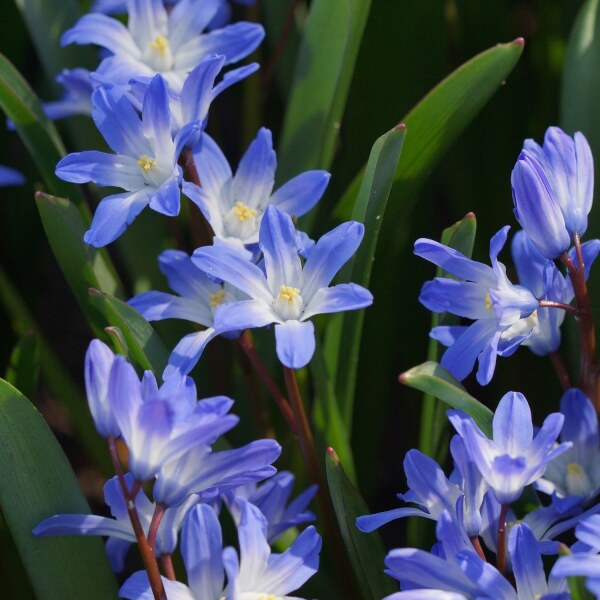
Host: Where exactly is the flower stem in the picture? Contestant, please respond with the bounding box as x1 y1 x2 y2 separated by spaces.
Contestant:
147 504 166 551
538 299 578 313
470 535 486 561
161 555 176 581
549 352 571 391
496 503 510 576
237 330 295 427
561 237 598 408
108 437 167 600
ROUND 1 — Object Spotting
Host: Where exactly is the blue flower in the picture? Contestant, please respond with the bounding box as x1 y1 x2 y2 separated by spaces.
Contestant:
56 75 184 246
62 0 264 92
183 128 331 250
119 500 321 599
415 226 539 385
43 69 94 121
129 249 246 378
0 165 25 186
223 470 317 543
193 206 373 369
448 391 571 505
522 126 594 238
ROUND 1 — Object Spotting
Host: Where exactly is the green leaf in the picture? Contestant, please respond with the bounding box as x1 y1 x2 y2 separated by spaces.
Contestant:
89 289 169 374
0 53 72 197
324 124 406 427
400 361 493 438
335 38 525 221
325 447 395 600
4 331 39 401
277 0 372 191
0 379 118 599
12 0 95 85
418 213 477 460
0 264 111 472
36 192 123 334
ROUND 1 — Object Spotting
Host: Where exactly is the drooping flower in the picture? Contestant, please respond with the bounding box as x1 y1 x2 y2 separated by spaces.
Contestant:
192 205 373 369
521 126 594 238
62 0 264 92
119 500 321 599
448 391 571 505
183 128 330 251
56 75 185 247
415 226 539 385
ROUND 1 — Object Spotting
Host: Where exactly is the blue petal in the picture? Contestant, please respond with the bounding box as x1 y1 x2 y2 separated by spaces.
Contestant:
429 325 467 347
419 279 490 320
270 170 331 218
148 175 181 216
212 63 259 97
33 514 133 540
259 206 303 294
213 299 276 332
356 507 430 532
159 248 222 299
560 388 598 452
190 133 232 197
91 86 147 157
180 55 226 125
493 391 533 455
302 283 373 320
84 189 150 247
301 221 365 301
55 151 143 189
168 0 221 50
193 245 272 303
163 329 220 378
414 238 495 284
236 499 271 583
233 128 276 210
508 523 547 599
141 75 174 159
128 0 167 49
120 572 194 600
181 505 224 599
129 291 212 324
61 13 141 57
274 320 315 368
0 165 25 186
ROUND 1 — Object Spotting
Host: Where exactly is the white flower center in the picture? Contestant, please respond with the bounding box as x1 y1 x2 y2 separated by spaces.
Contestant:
144 34 174 71
566 462 593 496
223 202 259 241
273 284 304 321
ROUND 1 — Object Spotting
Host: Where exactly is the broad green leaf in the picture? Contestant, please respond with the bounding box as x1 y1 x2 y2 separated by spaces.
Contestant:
12 0 95 85
400 361 493 438
0 53 71 197
36 192 123 334
0 379 118 599
311 340 356 483
335 38 525 221
324 124 406 427
277 0 372 194
89 289 169 374
419 213 477 459
325 447 395 600
0 265 111 472
4 331 39 401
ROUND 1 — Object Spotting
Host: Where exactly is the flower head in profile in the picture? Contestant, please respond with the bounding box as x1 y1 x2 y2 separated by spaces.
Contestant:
415 226 539 385
62 0 264 92
193 205 373 369
56 75 184 247
448 391 571 505
183 128 330 251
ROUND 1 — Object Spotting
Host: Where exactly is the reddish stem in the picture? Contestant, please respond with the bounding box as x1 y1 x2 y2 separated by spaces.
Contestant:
161 555 176 581
538 299 578 313
549 352 571 391
470 536 487 561
107 437 167 600
237 330 295 427
496 503 510 576
148 504 166 551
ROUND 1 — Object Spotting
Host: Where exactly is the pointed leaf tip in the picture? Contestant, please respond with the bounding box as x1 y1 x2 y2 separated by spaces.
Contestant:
512 37 525 47
395 123 407 131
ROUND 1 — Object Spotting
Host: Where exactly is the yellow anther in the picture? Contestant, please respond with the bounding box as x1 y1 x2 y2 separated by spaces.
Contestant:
137 154 157 172
209 289 226 308
484 293 492 311
257 596 277 600
233 201 257 222
149 35 169 56
279 285 300 303
567 463 584 477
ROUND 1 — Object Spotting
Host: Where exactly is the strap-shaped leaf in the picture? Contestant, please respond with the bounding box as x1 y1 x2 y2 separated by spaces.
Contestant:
277 0 372 190
326 447 395 600
400 361 493 438
0 53 70 197
0 378 118 599
335 38 525 221
324 124 406 427
89 289 169 375
36 192 123 334
4 332 39 401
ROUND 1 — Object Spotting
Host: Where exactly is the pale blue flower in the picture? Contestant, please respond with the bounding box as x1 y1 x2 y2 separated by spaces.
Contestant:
193 205 372 369
63 0 264 92
448 391 571 504
183 128 330 250
415 226 539 385
56 75 185 247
